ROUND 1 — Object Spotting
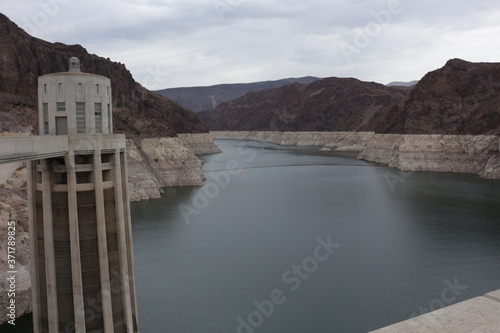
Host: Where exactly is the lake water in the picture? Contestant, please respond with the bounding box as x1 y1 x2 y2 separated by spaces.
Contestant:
5 139 500 332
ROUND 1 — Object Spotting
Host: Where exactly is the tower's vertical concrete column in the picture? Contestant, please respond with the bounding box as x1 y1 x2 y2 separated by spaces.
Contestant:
40 159 59 333
64 151 86 332
122 150 139 331
113 149 134 331
94 145 114 332
27 160 41 333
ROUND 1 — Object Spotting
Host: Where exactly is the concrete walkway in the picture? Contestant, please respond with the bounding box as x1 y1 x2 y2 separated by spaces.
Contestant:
370 289 500 333
0 134 126 164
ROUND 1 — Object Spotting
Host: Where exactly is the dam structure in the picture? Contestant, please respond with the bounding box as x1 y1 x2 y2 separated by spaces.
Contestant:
1 58 139 332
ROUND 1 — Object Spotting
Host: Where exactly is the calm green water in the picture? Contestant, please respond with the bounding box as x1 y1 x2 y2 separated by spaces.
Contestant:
4 139 500 332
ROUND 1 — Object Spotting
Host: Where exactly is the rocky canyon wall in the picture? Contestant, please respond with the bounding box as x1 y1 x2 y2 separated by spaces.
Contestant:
211 131 500 179
177 133 223 155
127 133 221 201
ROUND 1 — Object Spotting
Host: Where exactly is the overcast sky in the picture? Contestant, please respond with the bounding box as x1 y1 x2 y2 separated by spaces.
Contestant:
3 0 500 89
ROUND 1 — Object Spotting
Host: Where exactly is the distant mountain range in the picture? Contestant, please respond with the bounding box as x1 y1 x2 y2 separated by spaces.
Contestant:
386 80 419 87
155 77 320 112
200 59 500 135
198 78 410 133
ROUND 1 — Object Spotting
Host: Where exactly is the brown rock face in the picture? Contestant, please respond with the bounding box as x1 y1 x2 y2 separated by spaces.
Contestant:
200 59 500 135
0 13 208 137
199 78 409 132
401 59 500 135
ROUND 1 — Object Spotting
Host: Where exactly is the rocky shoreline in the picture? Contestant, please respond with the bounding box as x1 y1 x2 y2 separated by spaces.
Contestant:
127 133 221 201
211 131 500 179
0 168 31 324
0 133 221 325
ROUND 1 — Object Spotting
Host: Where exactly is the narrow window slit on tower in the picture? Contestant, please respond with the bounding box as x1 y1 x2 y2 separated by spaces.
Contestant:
43 103 49 134
76 102 86 134
107 104 111 132
95 103 102 134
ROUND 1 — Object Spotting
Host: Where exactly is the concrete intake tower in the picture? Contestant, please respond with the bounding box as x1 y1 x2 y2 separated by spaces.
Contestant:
28 57 139 332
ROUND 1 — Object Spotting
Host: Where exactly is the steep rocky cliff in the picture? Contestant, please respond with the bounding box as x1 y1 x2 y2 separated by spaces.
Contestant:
200 59 500 136
0 13 208 137
199 78 410 132
127 134 221 201
399 59 500 135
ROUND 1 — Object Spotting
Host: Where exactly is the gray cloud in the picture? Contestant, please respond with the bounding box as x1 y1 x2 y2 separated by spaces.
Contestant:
3 0 500 89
